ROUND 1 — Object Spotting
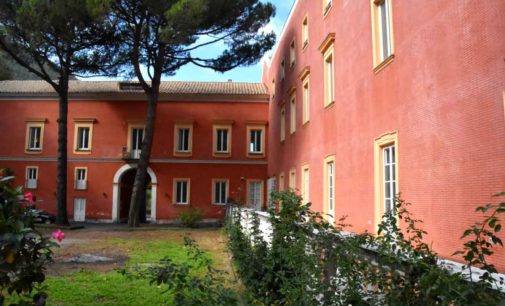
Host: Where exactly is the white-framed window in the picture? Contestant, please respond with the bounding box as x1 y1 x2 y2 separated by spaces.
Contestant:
27 126 42 151
213 124 232 156
280 105 286 142
324 50 334 107
247 125 265 157
301 165 310 204
289 169 296 190
75 167 87 190
173 179 190 205
267 177 277 207
290 93 296 134
383 145 396 214
323 0 333 15
302 16 309 49
127 124 145 159
272 79 276 98
302 75 310 124
174 122 193 156
73 119 94 154
25 166 38 189
76 126 91 151
247 180 263 210
324 156 335 224
279 172 285 192
212 179 229 205
371 0 394 68
25 120 45 153
290 40 296 66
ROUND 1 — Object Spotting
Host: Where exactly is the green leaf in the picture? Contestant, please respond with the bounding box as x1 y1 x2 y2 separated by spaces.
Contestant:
495 224 502 233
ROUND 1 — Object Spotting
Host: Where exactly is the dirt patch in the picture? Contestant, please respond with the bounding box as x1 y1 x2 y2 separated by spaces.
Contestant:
43 226 232 276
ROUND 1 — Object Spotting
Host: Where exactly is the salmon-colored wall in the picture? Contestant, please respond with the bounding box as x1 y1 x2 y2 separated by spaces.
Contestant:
0 98 268 221
265 0 505 271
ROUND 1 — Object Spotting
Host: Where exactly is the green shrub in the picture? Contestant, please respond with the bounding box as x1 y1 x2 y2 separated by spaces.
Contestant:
0 171 57 305
227 191 505 305
178 207 203 228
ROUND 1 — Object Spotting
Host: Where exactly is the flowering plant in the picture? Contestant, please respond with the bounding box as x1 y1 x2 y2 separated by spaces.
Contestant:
0 171 56 305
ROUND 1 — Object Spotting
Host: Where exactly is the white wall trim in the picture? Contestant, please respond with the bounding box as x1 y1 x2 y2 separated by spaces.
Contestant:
112 164 157 223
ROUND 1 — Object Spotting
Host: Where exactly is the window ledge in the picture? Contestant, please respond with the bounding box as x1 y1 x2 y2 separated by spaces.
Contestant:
74 150 92 155
247 153 265 159
174 203 189 206
213 152 231 158
324 101 335 110
173 151 192 157
373 54 395 73
25 150 42 154
302 41 309 51
302 120 310 127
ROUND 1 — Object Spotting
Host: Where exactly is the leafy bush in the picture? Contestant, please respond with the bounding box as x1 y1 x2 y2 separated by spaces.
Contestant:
178 207 203 228
227 191 505 305
0 172 56 305
120 236 251 306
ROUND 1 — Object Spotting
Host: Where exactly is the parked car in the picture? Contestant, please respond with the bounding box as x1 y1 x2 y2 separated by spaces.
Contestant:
29 209 56 224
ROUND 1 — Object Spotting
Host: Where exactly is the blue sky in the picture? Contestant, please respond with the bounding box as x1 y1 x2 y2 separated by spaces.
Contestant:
162 0 295 83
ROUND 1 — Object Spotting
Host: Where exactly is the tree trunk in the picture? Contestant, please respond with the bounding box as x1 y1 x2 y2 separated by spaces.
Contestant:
56 79 69 226
128 91 158 227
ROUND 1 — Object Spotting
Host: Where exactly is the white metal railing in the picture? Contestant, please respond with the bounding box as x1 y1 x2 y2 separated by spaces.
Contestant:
75 180 87 190
25 179 37 189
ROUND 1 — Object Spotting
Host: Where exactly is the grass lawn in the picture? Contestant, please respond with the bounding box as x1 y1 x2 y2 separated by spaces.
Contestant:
38 227 232 306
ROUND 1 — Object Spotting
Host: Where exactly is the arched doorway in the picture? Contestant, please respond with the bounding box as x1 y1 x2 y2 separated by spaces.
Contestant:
112 165 157 223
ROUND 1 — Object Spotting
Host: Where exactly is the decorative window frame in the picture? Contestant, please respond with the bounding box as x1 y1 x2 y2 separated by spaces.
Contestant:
301 164 310 204
173 120 194 157
290 39 296 67
370 0 395 71
280 104 286 143
323 0 333 17
211 179 229 205
246 123 266 158
319 34 335 108
278 172 285 192
173 178 191 205
301 15 309 50
289 168 296 191
373 131 399 230
246 179 264 209
126 122 145 154
212 122 233 157
289 88 297 134
74 167 88 191
299 67 311 125
25 166 38 190
73 118 95 155
323 154 336 223
25 118 46 154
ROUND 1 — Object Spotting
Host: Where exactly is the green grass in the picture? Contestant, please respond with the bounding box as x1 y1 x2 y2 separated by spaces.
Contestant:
42 236 215 306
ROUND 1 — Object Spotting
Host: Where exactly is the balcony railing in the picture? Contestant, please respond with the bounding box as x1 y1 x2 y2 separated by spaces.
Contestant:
122 147 141 161
74 180 88 190
25 179 37 189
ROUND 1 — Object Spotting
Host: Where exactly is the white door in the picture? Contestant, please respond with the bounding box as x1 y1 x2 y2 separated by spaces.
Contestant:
74 198 86 222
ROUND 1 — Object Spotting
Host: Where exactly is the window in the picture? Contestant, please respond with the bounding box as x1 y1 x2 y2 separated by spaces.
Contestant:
267 177 277 207
73 119 94 154
324 155 335 224
212 179 229 205
25 166 38 189
75 167 87 190
272 79 276 98
290 93 296 134
280 58 285 81
173 179 190 205
174 122 193 156
301 165 310 204
323 0 333 16
289 169 296 190
374 131 398 228
383 145 396 214
324 50 334 107
280 105 286 142
213 124 232 156
128 124 145 159
246 125 265 157
25 119 45 153
247 180 263 210
371 0 394 69
302 74 310 124
73 198 86 222
290 40 296 66
279 172 285 191
302 16 309 49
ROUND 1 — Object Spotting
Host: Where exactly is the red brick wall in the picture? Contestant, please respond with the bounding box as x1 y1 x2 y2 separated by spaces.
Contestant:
265 0 505 271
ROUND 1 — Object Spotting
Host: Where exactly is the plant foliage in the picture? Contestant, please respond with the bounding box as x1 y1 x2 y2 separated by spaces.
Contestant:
227 191 505 305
